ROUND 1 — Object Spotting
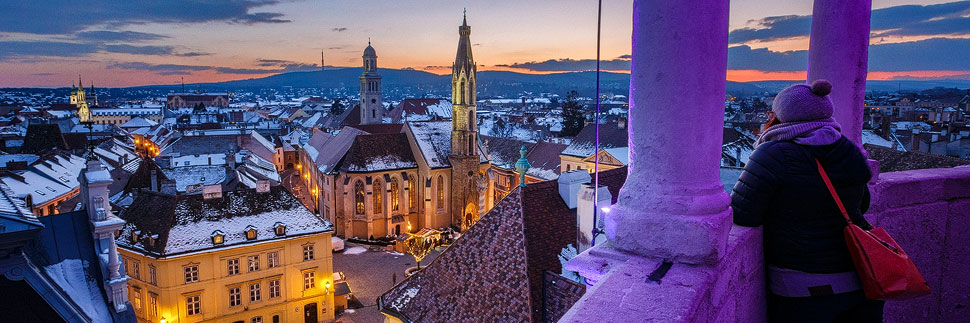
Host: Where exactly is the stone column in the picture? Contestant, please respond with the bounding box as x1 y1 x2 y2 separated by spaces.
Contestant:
604 0 732 265
807 0 872 145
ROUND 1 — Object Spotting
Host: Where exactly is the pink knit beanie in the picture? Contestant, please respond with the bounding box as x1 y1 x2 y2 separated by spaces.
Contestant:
771 79 834 123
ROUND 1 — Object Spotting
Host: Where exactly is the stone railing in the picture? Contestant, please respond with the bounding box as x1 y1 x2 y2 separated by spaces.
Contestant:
561 165 970 322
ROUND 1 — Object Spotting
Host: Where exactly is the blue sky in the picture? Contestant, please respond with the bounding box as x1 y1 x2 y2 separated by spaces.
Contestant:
0 0 967 86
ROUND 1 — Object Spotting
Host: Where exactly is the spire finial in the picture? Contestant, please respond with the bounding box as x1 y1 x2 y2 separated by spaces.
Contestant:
368 37 371 46
514 145 531 187
463 8 467 26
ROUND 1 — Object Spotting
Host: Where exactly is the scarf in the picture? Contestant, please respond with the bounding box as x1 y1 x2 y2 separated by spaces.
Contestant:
754 118 843 148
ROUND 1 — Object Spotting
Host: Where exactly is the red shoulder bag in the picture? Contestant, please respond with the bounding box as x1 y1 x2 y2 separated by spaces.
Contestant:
815 158 931 300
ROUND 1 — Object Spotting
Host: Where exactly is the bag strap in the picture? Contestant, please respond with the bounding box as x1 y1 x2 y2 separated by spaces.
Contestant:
815 158 851 223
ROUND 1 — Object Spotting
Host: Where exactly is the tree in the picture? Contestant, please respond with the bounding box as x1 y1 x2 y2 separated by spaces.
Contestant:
404 235 436 269
330 100 346 116
560 91 586 137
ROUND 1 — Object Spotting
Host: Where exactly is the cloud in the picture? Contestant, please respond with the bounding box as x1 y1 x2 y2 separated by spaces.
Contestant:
109 60 318 76
75 30 169 42
31 73 57 76
729 1 970 44
497 58 631 71
256 59 294 66
103 44 179 56
332 27 348 32
0 0 290 35
0 41 100 60
616 54 632 59
727 45 808 71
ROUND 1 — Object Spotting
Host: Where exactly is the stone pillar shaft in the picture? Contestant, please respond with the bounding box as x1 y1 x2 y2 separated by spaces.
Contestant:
605 0 732 265
807 0 872 145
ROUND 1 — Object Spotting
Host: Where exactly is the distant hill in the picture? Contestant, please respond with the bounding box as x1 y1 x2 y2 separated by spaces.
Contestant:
127 67 970 98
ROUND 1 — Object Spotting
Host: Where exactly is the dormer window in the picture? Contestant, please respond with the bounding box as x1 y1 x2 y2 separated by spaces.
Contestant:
245 225 258 240
211 230 225 245
131 230 141 243
274 222 286 236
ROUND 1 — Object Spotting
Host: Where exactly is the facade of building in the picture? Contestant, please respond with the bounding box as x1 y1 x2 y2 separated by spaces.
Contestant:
117 186 335 323
167 93 230 108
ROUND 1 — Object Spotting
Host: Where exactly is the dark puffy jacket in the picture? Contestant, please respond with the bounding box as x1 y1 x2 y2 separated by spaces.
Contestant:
731 135 872 273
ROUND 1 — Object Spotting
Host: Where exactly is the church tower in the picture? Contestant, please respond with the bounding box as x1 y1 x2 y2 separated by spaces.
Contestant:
72 76 91 123
359 41 382 125
449 12 482 231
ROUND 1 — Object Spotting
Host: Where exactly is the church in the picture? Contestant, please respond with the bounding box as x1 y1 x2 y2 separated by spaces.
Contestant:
297 14 493 239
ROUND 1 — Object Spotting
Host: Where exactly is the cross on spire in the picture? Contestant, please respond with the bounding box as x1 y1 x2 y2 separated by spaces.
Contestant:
463 8 467 26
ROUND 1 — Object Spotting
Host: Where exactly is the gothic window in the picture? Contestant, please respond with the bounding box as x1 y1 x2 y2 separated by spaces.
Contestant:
468 110 475 131
391 180 400 211
469 137 475 155
437 176 444 209
459 80 465 104
408 177 415 209
354 181 365 214
373 179 383 214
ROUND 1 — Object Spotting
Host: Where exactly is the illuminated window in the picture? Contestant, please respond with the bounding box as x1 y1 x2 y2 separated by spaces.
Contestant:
228 258 239 276
245 225 258 240
184 265 199 283
437 176 444 209
303 271 316 290
186 295 201 315
269 279 281 298
354 181 365 214
132 287 142 309
408 177 415 209
149 293 158 318
267 252 279 268
248 255 259 272
250 283 261 302
373 179 383 214
303 244 314 261
391 180 400 211
229 286 241 307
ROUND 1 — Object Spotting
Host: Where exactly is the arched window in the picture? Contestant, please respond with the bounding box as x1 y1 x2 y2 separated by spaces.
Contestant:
459 80 465 104
354 181 365 215
408 176 415 209
468 110 475 131
373 179 383 214
391 180 400 211
436 176 444 209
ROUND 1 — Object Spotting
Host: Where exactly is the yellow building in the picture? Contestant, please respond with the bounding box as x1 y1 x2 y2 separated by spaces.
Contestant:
117 185 336 323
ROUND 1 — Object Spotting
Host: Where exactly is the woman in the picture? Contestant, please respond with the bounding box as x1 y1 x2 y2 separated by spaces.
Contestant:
731 80 884 322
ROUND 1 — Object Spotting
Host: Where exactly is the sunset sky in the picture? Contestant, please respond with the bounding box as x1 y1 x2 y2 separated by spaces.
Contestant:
1 0 969 87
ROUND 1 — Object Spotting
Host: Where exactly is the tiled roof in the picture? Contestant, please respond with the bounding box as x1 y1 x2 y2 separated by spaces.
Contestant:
118 186 331 256
338 133 418 173
864 144 970 172
122 158 171 193
380 179 577 322
560 122 628 157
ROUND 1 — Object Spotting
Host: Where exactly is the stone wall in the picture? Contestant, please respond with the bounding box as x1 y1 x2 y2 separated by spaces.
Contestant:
562 165 970 323
866 165 970 323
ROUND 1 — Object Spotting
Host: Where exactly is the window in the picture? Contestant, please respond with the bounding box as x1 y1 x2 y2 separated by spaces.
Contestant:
228 258 240 276
273 315 280 323
303 271 315 290
408 177 415 209
252 317 263 323
391 180 400 211
149 293 158 318
274 223 286 236
269 279 281 298
267 252 279 268
186 295 201 316
437 176 444 209
250 283 261 302
302 244 314 261
373 179 383 214
248 255 260 272
245 226 258 240
566 165 571 172
184 265 199 283
229 287 241 307
148 265 156 285
354 181 365 214
132 287 142 310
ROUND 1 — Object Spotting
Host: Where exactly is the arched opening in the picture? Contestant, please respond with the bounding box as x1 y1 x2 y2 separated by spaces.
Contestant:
391 180 400 211
436 176 444 209
373 179 383 214
354 181 365 215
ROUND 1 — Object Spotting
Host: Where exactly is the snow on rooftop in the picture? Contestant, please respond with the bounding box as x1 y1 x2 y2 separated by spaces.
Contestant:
44 259 111 323
862 130 894 148
409 121 454 168
162 166 227 193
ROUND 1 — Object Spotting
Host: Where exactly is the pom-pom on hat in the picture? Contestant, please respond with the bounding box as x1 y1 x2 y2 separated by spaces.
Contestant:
771 79 834 123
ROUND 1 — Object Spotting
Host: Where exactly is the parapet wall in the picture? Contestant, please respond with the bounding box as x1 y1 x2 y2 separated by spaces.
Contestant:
866 165 970 323
561 165 970 323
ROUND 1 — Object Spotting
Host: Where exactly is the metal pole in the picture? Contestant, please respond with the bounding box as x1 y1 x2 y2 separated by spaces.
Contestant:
591 0 603 247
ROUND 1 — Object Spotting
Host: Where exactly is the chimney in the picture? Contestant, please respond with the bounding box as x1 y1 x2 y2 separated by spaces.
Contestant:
557 170 591 209
150 170 158 191
576 183 612 252
203 184 223 200
256 179 270 193
160 181 177 195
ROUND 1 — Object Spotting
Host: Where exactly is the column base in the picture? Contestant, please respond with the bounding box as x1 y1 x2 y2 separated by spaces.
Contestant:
605 202 732 265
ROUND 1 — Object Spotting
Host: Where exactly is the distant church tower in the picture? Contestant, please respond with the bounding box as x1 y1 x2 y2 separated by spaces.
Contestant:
449 12 482 231
71 76 91 123
359 40 382 125
321 50 325 71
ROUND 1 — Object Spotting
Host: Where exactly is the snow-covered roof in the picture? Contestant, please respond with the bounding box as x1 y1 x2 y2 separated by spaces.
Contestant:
861 130 894 148
118 186 331 256
120 117 158 128
407 121 488 168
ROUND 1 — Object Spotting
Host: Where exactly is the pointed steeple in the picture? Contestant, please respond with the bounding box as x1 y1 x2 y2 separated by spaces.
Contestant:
463 8 467 26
